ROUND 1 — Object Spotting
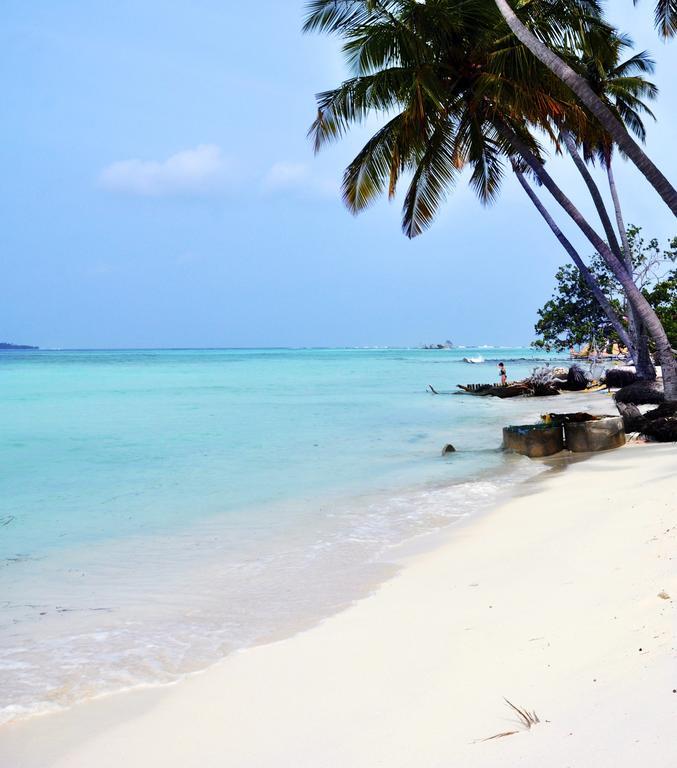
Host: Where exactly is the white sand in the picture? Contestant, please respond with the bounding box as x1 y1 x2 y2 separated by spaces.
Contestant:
2 443 676 767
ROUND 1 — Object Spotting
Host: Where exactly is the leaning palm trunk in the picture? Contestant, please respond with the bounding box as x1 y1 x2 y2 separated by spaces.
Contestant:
493 0 677 216
607 161 656 380
498 124 677 400
560 132 655 379
514 167 636 357
560 131 622 256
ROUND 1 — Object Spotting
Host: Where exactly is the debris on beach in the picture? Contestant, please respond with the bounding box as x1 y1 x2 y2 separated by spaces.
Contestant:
477 700 542 743
615 381 665 405
456 382 533 398
604 368 638 389
451 364 601 399
616 400 677 442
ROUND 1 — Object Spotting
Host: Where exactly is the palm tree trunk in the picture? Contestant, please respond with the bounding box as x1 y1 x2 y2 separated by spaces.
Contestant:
560 133 655 379
493 0 677 216
498 124 677 400
560 131 621 257
514 167 636 357
606 162 633 272
607 160 656 380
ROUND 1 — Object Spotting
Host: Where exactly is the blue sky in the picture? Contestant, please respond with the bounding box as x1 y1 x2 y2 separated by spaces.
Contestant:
2 1 675 348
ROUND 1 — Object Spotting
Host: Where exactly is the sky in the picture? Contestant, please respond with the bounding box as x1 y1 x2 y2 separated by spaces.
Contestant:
2 1 676 349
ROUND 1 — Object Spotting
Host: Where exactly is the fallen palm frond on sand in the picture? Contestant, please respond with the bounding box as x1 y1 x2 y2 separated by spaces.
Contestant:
504 698 541 728
477 699 542 742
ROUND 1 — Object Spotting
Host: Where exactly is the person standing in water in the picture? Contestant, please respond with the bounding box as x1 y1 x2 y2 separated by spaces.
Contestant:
498 361 507 386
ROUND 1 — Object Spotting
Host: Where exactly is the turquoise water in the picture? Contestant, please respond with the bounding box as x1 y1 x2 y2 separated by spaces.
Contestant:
1 347 565 722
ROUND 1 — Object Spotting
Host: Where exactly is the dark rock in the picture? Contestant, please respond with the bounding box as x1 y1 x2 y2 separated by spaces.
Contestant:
615 382 665 405
641 417 677 442
616 402 646 432
604 368 638 389
644 402 677 421
563 364 588 391
442 443 456 454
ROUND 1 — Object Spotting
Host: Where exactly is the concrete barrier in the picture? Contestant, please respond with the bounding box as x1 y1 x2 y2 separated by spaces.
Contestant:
503 423 564 458
564 416 625 453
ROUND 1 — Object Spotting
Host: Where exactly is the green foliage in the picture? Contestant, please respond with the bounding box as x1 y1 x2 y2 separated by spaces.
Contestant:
304 0 611 237
645 269 677 349
533 226 677 351
533 263 622 352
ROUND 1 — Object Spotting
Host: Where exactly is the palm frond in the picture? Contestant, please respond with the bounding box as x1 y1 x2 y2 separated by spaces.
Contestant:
308 68 414 152
401 118 458 238
342 111 418 212
654 0 677 38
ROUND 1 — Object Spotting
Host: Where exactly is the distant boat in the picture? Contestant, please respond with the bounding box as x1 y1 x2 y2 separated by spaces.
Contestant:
463 356 485 364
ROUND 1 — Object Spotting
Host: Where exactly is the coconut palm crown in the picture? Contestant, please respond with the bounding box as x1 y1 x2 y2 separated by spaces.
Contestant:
634 0 677 39
304 0 599 237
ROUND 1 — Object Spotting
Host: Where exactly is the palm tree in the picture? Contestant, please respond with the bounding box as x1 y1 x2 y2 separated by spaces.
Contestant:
492 0 677 215
497 123 677 397
304 0 586 233
512 162 635 354
634 0 677 38
566 35 660 377
305 0 677 397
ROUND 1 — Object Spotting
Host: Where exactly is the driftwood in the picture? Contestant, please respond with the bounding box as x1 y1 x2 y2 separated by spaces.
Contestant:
531 382 560 397
457 383 532 398
447 364 603 400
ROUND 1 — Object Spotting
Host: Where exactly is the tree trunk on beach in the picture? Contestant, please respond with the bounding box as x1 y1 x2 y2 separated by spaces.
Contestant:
560 132 621 257
560 132 655 379
499 124 677 400
606 161 656 380
513 166 636 357
492 0 677 216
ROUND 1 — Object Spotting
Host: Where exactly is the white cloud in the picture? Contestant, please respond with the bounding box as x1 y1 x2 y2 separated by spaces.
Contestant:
262 162 311 190
262 161 338 198
99 144 230 196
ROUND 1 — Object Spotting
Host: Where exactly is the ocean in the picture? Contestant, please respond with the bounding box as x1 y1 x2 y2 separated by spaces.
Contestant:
1 347 567 723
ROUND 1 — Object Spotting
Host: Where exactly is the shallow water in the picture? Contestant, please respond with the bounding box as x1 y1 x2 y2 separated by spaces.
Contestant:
1 347 567 722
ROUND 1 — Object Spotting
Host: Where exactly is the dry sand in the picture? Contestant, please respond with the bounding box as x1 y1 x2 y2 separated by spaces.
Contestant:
2 442 675 767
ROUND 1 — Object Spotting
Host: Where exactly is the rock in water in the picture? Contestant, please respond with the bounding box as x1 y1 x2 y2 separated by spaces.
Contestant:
442 443 456 455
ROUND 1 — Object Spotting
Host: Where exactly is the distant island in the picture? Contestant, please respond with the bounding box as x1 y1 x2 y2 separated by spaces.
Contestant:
421 340 455 350
0 342 39 350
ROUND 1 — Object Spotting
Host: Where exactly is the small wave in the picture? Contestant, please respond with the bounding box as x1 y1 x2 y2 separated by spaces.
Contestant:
1 459 541 725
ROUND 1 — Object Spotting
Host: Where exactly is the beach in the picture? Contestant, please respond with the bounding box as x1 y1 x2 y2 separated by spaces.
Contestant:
1 347 598 723
2 440 675 768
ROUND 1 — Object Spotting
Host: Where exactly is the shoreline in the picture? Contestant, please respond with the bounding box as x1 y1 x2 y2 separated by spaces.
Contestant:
3 439 675 767
0 390 615 729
